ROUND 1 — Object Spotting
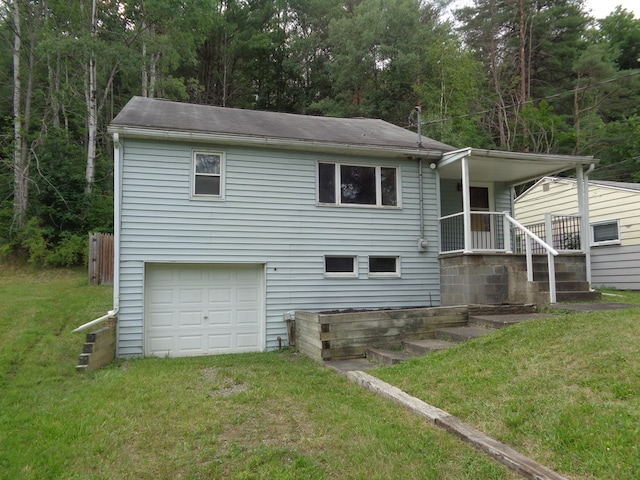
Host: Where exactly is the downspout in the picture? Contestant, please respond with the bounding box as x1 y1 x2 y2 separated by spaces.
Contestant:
582 163 595 287
417 159 429 251
112 132 121 318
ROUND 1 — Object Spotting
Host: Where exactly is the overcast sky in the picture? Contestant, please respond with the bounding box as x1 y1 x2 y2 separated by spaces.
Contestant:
585 0 640 19
450 0 640 21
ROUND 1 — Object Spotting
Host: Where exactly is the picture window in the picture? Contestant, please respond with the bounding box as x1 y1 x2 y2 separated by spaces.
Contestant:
318 162 399 207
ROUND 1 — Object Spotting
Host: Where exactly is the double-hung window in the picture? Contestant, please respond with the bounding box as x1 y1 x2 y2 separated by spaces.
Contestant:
318 162 399 207
591 220 620 246
193 151 224 198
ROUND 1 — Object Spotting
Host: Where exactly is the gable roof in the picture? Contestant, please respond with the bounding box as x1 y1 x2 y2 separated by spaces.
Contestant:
515 176 640 200
108 96 454 158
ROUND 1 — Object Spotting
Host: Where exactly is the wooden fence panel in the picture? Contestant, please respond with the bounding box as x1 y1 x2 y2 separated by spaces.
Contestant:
88 233 114 285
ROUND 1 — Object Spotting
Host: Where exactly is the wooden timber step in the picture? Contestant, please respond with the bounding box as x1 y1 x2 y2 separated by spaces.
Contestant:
436 325 495 343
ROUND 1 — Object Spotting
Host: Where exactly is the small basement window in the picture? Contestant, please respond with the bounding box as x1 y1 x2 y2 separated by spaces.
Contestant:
369 256 400 277
591 220 620 246
324 256 357 277
193 151 224 198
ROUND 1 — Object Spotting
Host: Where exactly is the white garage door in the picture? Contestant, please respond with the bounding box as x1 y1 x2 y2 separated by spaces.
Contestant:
145 264 264 357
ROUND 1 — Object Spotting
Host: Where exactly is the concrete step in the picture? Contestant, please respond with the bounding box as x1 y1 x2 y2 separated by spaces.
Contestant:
402 338 455 356
530 280 591 292
366 348 413 366
469 313 554 329
556 290 602 302
436 325 496 343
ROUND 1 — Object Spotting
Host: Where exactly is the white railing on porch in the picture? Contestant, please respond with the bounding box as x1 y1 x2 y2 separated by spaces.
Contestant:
439 211 566 303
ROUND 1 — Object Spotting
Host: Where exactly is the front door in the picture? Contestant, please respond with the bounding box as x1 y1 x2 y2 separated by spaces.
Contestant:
470 184 495 249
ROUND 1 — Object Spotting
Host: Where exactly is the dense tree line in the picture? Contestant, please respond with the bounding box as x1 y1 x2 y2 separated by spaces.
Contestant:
1 0 639 265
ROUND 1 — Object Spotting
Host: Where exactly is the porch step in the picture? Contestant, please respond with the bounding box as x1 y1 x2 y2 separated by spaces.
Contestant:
556 290 602 302
531 280 591 292
436 325 495 343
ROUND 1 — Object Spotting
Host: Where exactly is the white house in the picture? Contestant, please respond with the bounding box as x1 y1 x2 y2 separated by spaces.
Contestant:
105 97 599 358
515 176 640 290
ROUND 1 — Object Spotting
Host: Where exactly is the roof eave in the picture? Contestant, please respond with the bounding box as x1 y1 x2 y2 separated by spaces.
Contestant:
107 125 445 159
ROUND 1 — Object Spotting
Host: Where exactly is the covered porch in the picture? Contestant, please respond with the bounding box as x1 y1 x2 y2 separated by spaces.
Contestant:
435 148 599 305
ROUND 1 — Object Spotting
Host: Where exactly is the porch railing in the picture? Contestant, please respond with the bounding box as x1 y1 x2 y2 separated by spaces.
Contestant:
439 211 562 303
521 214 582 253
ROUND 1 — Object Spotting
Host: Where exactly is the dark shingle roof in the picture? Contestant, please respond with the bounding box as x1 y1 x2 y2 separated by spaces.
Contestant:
110 96 454 154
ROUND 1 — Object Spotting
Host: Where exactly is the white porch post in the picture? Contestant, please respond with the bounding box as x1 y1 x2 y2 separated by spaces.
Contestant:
461 155 472 252
576 166 592 285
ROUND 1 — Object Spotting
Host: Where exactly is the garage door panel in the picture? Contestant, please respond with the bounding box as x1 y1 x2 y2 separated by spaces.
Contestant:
178 334 206 354
237 309 259 325
210 287 232 304
179 268 206 282
209 310 232 325
178 311 204 327
236 333 260 349
208 334 232 350
237 287 259 303
148 288 175 305
145 264 264 357
148 311 174 328
180 288 204 304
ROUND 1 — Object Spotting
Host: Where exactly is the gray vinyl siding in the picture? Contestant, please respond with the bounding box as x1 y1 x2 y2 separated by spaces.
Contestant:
591 244 640 290
117 138 441 357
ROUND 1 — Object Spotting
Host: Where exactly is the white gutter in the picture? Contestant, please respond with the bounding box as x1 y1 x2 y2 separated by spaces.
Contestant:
106 126 444 160
468 148 595 164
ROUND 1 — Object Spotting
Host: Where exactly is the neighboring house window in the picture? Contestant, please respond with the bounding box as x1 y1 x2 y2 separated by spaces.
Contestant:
369 256 400 277
325 256 358 277
318 162 399 207
193 151 224 198
591 220 620 246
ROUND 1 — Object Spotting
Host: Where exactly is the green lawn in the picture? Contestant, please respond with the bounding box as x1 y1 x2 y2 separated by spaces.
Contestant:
375 290 640 479
2 267 638 479
0 266 514 479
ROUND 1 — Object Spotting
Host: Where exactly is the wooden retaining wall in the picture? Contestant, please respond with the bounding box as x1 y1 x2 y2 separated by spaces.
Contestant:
294 306 468 362
76 319 116 372
88 232 114 286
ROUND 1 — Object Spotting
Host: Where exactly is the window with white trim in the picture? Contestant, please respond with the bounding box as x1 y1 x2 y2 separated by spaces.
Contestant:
324 256 358 277
591 220 620 246
318 162 399 207
368 256 400 277
193 151 224 198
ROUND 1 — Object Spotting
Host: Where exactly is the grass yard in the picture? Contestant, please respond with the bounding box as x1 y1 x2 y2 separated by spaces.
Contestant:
375 290 640 480
0 266 515 480
2 267 639 479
